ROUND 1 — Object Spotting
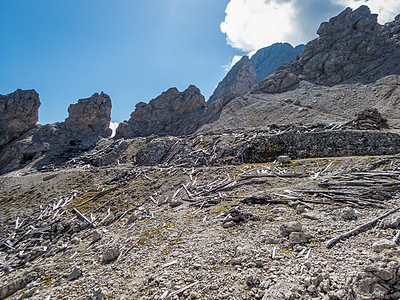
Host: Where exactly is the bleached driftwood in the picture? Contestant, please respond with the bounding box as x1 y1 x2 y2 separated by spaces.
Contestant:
393 230 400 245
326 206 400 248
167 281 200 298
72 207 96 228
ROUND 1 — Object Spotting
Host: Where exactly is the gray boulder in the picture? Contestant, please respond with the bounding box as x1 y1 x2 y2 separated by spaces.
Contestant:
65 92 112 137
116 85 205 138
0 89 40 148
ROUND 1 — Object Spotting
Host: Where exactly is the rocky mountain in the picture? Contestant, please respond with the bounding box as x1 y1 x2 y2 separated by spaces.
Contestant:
115 85 206 138
3 6 400 300
251 43 305 81
251 5 400 94
0 89 40 148
207 43 304 105
207 56 258 105
198 5 400 133
0 92 112 174
116 6 400 138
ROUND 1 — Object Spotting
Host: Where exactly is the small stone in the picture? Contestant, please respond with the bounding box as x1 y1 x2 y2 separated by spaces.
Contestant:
280 221 302 236
341 208 356 220
70 237 80 245
255 260 264 268
126 215 138 226
92 288 105 300
68 267 82 281
307 284 317 293
304 276 312 287
372 239 396 252
302 212 319 220
319 279 330 292
170 200 183 208
56 223 65 232
193 263 202 270
277 156 291 164
311 274 323 287
246 275 260 287
381 216 400 229
328 289 347 299
262 237 279 244
91 230 102 244
289 232 311 244
102 247 120 263
271 207 287 213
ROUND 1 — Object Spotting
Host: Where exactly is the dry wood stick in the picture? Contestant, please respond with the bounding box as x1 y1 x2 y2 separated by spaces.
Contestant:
167 281 200 298
182 184 193 199
326 206 400 248
311 161 333 180
72 207 96 228
393 230 400 245
239 172 305 180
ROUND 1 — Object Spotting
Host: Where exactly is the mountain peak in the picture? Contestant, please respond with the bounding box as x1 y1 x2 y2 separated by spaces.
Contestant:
207 42 304 105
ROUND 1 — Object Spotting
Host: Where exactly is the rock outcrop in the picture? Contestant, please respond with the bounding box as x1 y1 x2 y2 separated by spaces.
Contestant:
0 89 40 148
0 92 113 174
116 85 205 138
207 56 257 105
207 43 304 105
65 92 112 137
251 5 400 94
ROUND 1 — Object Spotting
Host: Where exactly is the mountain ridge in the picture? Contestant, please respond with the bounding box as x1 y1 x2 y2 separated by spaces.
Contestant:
207 42 305 105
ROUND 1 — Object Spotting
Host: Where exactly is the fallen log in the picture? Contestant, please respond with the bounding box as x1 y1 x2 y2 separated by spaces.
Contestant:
326 206 400 248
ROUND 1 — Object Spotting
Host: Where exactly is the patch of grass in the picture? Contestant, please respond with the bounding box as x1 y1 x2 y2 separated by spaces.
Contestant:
43 274 53 285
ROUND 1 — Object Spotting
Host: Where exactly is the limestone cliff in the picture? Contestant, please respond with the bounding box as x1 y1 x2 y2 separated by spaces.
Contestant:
116 85 205 138
0 89 40 148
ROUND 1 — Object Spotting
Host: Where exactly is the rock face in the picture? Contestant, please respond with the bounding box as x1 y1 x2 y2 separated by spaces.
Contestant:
207 56 257 105
207 43 304 105
116 85 205 138
0 92 114 174
251 6 400 94
0 89 40 148
251 43 305 81
65 92 112 137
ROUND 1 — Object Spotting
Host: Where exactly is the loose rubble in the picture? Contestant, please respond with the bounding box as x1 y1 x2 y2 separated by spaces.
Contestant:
1 155 400 299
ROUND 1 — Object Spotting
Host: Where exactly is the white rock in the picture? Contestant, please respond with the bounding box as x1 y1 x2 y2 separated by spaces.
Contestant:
372 239 396 253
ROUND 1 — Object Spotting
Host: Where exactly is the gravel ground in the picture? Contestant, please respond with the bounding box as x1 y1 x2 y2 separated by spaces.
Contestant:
1 155 400 299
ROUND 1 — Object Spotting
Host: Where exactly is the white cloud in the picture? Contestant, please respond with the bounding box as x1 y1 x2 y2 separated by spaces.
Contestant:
109 122 119 138
221 0 295 52
221 0 400 52
334 0 400 24
223 55 243 71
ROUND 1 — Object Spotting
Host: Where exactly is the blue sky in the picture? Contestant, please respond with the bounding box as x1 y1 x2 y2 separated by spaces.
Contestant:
1 0 399 125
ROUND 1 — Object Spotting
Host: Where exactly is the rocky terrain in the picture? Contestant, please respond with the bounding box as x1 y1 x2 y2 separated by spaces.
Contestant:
3 155 400 300
2 5 400 300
